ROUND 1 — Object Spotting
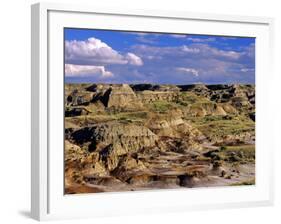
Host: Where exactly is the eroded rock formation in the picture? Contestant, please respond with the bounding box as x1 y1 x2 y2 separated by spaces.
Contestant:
64 83 255 194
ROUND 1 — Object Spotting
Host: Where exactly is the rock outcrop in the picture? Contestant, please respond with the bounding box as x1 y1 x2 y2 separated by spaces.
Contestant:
85 84 143 111
137 90 179 104
184 102 227 117
64 83 255 194
106 84 143 110
70 122 159 154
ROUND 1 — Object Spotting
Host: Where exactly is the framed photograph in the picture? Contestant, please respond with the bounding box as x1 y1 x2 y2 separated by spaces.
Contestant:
31 2 274 221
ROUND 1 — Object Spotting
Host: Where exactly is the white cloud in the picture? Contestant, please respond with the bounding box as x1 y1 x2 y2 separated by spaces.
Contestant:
182 45 200 53
170 34 186 38
177 67 199 77
241 68 254 72
136 36 156 44
65 64 113 78
187 37 216 42
193 44 241 60
133 44 241 61
213 49 240 59
126 53 143 66
64 34 254 84
65 37 143 66
146 55 162 60
131 43 253 83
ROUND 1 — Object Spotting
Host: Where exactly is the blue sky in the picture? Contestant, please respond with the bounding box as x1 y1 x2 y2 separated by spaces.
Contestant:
64 28 255 84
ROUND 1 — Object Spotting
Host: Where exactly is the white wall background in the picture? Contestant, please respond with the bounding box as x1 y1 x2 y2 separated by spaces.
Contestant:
0 0 280 223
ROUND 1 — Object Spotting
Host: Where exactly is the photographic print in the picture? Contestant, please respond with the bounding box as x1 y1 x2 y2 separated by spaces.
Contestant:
64 28 255 194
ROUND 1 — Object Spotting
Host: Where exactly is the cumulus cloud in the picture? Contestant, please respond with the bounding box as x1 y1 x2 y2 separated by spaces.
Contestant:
65 64 113 78
177 67 199 77
64 31 255 84
130 40 254 84
132 43 242 61
65 37 143 66
191 43 241 60
126 53 143 66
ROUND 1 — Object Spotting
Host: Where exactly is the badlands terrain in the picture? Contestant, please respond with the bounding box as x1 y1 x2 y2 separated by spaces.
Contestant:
64 83 255 194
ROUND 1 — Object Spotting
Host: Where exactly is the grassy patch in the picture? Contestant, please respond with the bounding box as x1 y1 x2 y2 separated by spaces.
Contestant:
177 92 209 104
147 101 176 113
173 92 213 110
65 114 116 126
218 144 255 163
187 114 254 139
113 111 149 124
65 110 149 127
223 145 255 157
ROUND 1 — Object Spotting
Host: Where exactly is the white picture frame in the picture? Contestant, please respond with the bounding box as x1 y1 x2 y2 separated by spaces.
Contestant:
31 2 274 221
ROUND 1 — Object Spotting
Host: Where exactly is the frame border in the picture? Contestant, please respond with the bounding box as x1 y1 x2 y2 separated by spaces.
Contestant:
31 2 274 221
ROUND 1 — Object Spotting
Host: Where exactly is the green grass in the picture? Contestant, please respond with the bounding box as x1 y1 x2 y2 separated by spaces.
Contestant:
146 92 211 113
114 111 148 124
218 144 255 163
173 92 212 110
147 101 177 113
65 114 116 126
222 145 255 156
186 114 254 139
177 92 209 104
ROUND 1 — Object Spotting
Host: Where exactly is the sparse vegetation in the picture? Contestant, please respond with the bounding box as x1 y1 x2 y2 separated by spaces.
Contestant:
115 111 148 122
65 83 255 194
187 114 254 140
178 92 209 104
148 100 176 113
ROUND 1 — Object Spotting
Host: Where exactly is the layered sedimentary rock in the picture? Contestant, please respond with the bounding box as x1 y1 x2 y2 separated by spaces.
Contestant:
86 84 143 111
106 84 143 110
64 83 255 194
136 90 179 104
70 122 158 153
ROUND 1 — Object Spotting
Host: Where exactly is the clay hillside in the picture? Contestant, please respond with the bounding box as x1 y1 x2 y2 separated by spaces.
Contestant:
64 83 255 194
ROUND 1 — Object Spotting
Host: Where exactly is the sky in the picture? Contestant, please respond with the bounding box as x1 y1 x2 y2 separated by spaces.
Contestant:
64 28 255 84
